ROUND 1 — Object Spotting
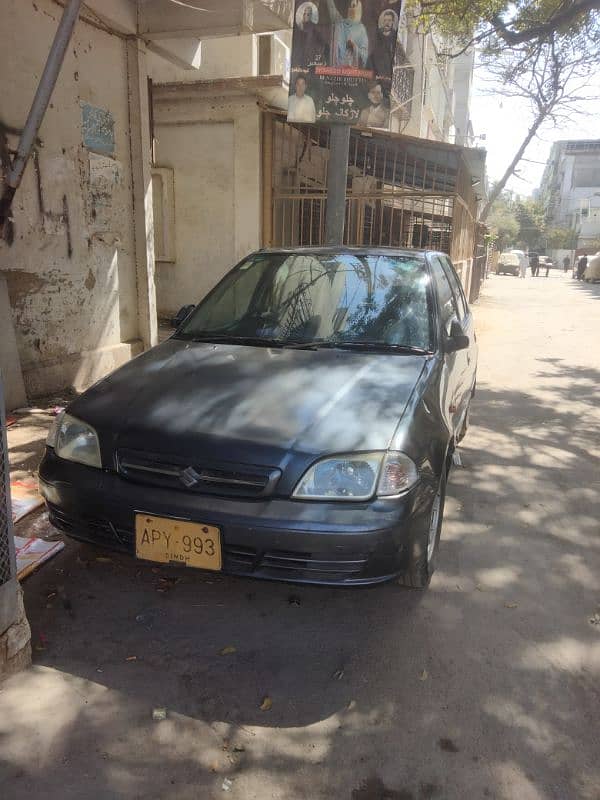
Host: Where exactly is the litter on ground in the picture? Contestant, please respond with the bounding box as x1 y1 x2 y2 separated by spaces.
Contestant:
14 535 65 580
10 477 44 523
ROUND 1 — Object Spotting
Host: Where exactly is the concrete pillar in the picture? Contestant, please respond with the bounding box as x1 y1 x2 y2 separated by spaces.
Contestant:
0 586 31 680
127 38 158 349
1 376 31 680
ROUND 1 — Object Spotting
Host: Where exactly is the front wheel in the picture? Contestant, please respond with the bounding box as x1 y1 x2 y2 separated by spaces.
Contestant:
397 471 447 589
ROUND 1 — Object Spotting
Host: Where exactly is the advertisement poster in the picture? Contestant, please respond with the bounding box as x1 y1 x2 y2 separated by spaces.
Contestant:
288 0 403 127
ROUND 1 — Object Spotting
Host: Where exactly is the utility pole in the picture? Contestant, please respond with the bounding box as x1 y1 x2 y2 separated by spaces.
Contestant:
325 125 350 246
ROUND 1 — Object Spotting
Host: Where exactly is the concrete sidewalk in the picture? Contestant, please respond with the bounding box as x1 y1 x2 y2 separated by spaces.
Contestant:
1 272 599 800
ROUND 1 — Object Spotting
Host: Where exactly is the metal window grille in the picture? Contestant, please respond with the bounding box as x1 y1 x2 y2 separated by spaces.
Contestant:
0 375 18 639
266 112 482 299
0 381 14 588
270 114 473 251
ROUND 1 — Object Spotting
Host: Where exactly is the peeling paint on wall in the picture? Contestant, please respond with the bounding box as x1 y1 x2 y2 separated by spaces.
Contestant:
88 152 122 231
2 0 141 397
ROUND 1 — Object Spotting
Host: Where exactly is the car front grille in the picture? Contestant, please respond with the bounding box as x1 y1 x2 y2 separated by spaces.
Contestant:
116 449 281 499
47 505 369 581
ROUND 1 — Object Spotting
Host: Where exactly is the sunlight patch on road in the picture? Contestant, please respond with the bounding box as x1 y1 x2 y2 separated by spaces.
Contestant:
518 637 600 675
474 566 522 589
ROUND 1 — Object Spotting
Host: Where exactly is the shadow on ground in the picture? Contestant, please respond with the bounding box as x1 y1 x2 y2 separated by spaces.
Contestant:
1 360 599 800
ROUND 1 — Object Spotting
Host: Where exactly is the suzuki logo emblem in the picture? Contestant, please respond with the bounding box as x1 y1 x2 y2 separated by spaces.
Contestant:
180 466 202 488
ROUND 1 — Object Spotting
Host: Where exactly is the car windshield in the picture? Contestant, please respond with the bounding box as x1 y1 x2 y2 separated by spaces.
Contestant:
176 252 434 352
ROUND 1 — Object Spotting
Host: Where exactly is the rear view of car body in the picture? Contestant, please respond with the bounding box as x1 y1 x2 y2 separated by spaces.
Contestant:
497 252 520 276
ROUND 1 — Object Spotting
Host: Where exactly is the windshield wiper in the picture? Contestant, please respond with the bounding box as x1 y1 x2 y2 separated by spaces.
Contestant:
284 340 432 354
186 335 286 347
336 341 433 354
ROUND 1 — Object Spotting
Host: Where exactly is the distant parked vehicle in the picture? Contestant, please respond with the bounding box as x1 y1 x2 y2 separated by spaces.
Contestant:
583 252 600 282
496 251 520 276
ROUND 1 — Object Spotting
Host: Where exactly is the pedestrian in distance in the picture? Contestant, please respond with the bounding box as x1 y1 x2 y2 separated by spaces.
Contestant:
563 255 570 273
529 252 540 277
519 252 527 278
544 259 551 277
576 255 588 280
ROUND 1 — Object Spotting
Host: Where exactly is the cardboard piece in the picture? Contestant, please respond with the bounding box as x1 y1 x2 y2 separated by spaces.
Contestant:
14 536 65 580
10 477 44 523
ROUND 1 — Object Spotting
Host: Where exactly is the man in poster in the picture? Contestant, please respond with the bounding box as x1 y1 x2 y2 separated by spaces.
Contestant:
358 82 390 127
288 74 317 123
292 2 328 69
367 9 398 79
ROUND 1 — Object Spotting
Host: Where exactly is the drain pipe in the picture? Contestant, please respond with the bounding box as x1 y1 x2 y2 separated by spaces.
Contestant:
0 0 82 237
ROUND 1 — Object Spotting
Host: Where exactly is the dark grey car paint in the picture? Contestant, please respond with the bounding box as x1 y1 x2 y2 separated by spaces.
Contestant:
68 341 428 493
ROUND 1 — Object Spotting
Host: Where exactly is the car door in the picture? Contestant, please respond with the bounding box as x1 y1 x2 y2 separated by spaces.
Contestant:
440 255 477 425
428 254 469 437
440 255 477 384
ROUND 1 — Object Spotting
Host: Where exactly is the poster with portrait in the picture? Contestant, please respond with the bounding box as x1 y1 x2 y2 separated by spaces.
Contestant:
287 0 404 127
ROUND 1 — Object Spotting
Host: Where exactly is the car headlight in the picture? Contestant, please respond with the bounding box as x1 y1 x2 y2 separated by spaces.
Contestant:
293 451 418 501
48 412 102 469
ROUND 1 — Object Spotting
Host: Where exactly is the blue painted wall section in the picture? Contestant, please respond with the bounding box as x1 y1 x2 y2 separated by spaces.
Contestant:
81 103 115 156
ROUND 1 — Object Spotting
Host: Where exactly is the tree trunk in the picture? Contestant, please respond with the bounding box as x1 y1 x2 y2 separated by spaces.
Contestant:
480 112 546 222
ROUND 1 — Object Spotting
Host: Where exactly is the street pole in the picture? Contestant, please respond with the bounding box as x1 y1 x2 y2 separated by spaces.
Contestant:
325 124 350 246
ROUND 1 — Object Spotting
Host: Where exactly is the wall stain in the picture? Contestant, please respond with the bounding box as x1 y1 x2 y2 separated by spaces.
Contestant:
84 268 96 291
4 270 48 309
62 194 72 258
32 149 45 216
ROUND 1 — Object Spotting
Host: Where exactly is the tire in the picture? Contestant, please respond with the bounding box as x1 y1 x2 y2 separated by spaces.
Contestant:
397 469 447 589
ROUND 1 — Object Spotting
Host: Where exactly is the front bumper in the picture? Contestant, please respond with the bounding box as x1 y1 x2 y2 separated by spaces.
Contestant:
39 449 433 586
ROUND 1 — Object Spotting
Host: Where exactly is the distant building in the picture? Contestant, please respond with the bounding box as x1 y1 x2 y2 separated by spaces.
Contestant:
539 140 600 252
388 25 476 147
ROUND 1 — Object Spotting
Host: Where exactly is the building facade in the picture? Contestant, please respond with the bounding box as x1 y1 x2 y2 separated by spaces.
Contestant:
0 0 292 409
539 139 600 253
390 27 475 146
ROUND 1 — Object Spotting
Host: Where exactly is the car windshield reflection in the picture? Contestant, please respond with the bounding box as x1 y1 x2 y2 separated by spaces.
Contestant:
176 252 434 352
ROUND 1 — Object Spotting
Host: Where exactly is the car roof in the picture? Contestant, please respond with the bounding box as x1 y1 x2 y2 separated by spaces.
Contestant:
257 246 440 259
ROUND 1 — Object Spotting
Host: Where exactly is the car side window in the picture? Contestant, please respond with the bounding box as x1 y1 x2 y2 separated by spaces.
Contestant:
441 256 468 319
429 256 460 335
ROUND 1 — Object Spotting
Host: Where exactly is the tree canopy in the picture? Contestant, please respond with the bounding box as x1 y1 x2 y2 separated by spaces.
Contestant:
409 0 600 51
486 192 580 252
486 192 519 251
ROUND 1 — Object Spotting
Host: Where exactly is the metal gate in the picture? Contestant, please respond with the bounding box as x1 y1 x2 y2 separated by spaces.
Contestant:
0 375 18 638
265 112 479 294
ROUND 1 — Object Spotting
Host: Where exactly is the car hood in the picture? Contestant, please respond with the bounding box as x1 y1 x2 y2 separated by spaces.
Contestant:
69 339 427 467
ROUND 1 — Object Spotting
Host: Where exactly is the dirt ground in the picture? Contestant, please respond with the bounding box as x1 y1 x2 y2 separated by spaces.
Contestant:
1 272 599 800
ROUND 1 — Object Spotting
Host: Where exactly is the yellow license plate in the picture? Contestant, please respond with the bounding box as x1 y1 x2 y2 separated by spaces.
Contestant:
135 514 222 570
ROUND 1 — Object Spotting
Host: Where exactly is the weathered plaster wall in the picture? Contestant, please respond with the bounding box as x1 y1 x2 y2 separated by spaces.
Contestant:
147 35 257 84
153 93 262 315
0 0 144 399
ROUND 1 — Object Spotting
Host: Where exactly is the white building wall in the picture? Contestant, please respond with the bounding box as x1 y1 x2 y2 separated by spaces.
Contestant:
542 143 600 248
152 91 263 315
392 29 469 144
453 50 475 146
0 0 156 400
147 35 257 84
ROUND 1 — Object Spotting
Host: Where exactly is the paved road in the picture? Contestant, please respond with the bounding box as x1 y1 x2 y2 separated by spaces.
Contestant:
2 272 599 800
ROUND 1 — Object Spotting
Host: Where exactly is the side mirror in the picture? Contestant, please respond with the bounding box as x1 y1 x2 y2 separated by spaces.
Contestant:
445 320 469 353
171 304 195 328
